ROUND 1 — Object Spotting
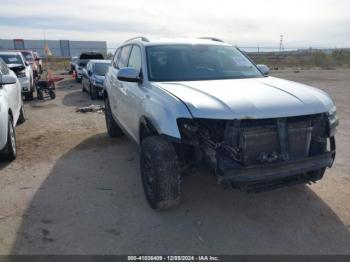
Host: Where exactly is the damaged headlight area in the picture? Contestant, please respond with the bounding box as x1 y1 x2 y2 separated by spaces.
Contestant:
177 114 336 193
327 106 339 137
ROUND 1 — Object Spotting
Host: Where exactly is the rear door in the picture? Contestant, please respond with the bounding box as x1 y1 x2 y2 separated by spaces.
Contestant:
0 59 21 121
109 45 132 129
117 45 144 139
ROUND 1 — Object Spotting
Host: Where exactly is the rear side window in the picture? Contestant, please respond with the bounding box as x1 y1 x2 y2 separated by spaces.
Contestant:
21 51 34 61
117 46 132 69
113 49 121 68
128 45 142 72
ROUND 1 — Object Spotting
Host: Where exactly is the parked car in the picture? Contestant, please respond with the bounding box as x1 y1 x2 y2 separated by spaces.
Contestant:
18 50 40 78
0 51 35 100
104 36 339 210
0 58 25 161
70 56 78 73
82 60 111 99
74 52 104 83
33 51 43 74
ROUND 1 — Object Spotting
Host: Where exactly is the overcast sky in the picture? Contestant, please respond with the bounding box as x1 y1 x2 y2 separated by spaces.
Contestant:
0 0 349 48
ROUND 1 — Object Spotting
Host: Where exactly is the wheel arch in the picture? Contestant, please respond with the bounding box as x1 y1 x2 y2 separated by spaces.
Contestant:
139 116 160 143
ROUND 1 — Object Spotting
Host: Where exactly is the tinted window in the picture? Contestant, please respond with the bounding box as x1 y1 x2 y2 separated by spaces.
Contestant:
79 52 104 60
117 46 132 69
128 46 142 72
78 60 89 67
21 51 34 61
93 63 110 76
0 54 24 65
146 45 263 82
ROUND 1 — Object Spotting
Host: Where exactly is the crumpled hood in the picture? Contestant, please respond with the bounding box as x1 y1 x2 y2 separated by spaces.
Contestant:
156 77 334 119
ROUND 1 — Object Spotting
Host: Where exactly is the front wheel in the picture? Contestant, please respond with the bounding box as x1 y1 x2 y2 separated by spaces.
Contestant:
49 90 56 99
0 115 17 161
140 136 181 210
25 91 33 101
37 90 44 100
90 85 98 100
17 104 26 124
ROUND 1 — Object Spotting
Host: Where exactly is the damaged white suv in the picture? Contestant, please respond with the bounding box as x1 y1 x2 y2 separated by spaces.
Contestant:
104 37 338 210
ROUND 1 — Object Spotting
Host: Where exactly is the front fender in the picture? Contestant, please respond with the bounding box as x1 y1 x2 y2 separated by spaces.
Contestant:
137 84 192 143
0 98 9 150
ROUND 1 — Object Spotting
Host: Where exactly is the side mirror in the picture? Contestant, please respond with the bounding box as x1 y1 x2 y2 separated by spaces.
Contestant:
0 75 17 86
257 64 270 76
25 61 30 66
117 68 141 82
88 70 92 76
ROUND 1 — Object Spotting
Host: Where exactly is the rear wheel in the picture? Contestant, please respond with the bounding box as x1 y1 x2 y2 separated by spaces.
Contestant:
90 85 98 100
49 90 56 99
25 91 33 101
37 90 44 100
0 115 17 161
104 96 123 137
17 104 26 124
140 136 181 210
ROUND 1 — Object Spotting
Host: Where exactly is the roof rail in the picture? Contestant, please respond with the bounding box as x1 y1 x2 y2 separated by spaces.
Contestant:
124 36 150 43
198 37 225 43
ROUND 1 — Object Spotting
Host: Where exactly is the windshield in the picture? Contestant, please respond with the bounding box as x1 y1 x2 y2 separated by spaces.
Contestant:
146 45 263 82
21 51 34 61
78 60 89 67
0 54 24 65
93 63 110 76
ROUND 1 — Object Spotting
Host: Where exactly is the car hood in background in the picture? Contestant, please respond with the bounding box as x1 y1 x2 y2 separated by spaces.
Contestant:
94 75 105 81
156 77 334 119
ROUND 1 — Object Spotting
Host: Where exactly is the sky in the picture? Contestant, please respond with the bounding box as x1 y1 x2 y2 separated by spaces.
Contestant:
0 0 349 49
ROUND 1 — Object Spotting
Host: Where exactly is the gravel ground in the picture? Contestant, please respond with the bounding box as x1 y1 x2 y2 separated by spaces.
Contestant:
0 69 349 255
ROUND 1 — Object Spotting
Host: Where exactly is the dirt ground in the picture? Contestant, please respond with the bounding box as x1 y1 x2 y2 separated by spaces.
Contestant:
0 69 349 255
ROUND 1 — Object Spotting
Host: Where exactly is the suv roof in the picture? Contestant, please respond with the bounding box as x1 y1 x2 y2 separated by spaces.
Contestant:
123 36 231 47
79 52 104 60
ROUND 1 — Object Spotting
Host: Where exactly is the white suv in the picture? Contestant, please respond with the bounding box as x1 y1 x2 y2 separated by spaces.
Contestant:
0 58 25 161
104 37 338 210
0 51 35 100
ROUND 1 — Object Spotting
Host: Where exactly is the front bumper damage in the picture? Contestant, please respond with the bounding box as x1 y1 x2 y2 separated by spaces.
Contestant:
218 150 334 193
177 113 337 193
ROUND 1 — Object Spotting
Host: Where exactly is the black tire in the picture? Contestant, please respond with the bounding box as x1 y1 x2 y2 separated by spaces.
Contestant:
140 136 181 210
104 96 123 137
37 90 44 100
81 80 85 92
17 104 26 125
308 168 326 181
90 85 98 100
49 91 56 99
0 115 17 161
25 91 34 101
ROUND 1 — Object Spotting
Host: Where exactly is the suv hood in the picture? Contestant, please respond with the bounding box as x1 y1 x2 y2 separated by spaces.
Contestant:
156 77 334 119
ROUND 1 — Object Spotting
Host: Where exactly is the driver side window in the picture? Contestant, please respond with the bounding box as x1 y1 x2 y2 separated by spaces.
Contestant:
128 45 142 72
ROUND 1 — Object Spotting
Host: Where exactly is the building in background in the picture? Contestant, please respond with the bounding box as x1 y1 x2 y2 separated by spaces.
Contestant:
0 39 107 58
